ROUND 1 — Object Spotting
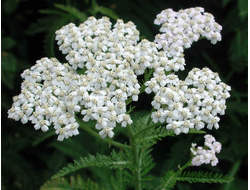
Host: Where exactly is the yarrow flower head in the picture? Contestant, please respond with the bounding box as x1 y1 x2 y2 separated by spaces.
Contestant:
154 7 222 70
7 7 230 147
8 16 175 141
191 134 222 166
148 67 231 135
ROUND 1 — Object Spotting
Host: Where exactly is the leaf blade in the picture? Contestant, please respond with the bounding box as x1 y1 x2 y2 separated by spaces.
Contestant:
52 151 131 179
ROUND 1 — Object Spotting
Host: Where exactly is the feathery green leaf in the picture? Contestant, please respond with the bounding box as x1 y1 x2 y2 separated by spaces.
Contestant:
54 4 87 22
52 151 131 179
177 171 234 184
41 175 106 190
161 170 177 189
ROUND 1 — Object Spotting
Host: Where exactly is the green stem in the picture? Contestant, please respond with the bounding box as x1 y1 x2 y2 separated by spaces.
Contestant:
127 125 142 190
77 118 131 150
177 159 193 174
118 168 124 190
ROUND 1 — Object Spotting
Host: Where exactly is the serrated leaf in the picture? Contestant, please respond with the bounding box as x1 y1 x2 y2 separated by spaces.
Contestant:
110 168 125 190
177 171 233 184
161 170 177 189
54 4 87 22
52 151 131 179
41 175 106 190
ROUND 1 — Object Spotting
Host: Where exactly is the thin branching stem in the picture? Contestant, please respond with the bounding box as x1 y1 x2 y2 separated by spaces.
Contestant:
127 124 142 190
77 117 131 150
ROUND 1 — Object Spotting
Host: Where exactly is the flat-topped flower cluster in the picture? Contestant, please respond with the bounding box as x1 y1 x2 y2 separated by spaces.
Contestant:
8 17 168 141
8 6 230 153
148 67 231 135
191 134 221 166
154 7 222 68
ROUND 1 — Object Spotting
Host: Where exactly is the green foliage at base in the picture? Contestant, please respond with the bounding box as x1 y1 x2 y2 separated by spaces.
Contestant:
159 170 233 189
52 151 131 179
177 171 234 184
41 175 106 190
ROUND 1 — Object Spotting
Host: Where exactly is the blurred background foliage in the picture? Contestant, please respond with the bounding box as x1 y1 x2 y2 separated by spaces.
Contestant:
1 0 247 189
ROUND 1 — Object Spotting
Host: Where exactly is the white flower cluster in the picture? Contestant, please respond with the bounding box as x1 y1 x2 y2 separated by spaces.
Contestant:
147 67 231 135
191 134 221 166
8 8 229 145
154 7 222 70
8 58 81 141
8 17 173 141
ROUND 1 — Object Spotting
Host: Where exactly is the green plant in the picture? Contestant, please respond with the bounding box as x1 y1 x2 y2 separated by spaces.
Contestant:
8 5 236 190
1 0 248 190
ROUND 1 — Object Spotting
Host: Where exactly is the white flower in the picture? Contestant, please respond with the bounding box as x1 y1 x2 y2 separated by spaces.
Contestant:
34 120 50 131
191 134 221 167
99 127 114 138
166 121 182 135
56 128 67 141
151 109 166 123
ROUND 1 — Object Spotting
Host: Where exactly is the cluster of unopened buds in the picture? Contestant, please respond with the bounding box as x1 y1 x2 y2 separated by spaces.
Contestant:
8 6 230 166
191 134 221 166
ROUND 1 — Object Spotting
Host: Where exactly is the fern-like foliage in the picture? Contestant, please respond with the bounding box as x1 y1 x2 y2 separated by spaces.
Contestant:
41 175 106 190
161 170 177 189
130 111 153 135
136 127 206 147
159 170 233 189
54 4 87 22
52 150 131 179
177 171 234 184
133 111 206 147
110 168 126 190
140 148 155 180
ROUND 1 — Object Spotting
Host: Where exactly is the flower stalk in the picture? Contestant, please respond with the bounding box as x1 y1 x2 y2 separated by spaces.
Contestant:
77 117 131 150
127 125 142 190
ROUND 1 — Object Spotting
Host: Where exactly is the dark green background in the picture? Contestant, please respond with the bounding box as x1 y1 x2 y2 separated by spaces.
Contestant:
2 0 247 189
